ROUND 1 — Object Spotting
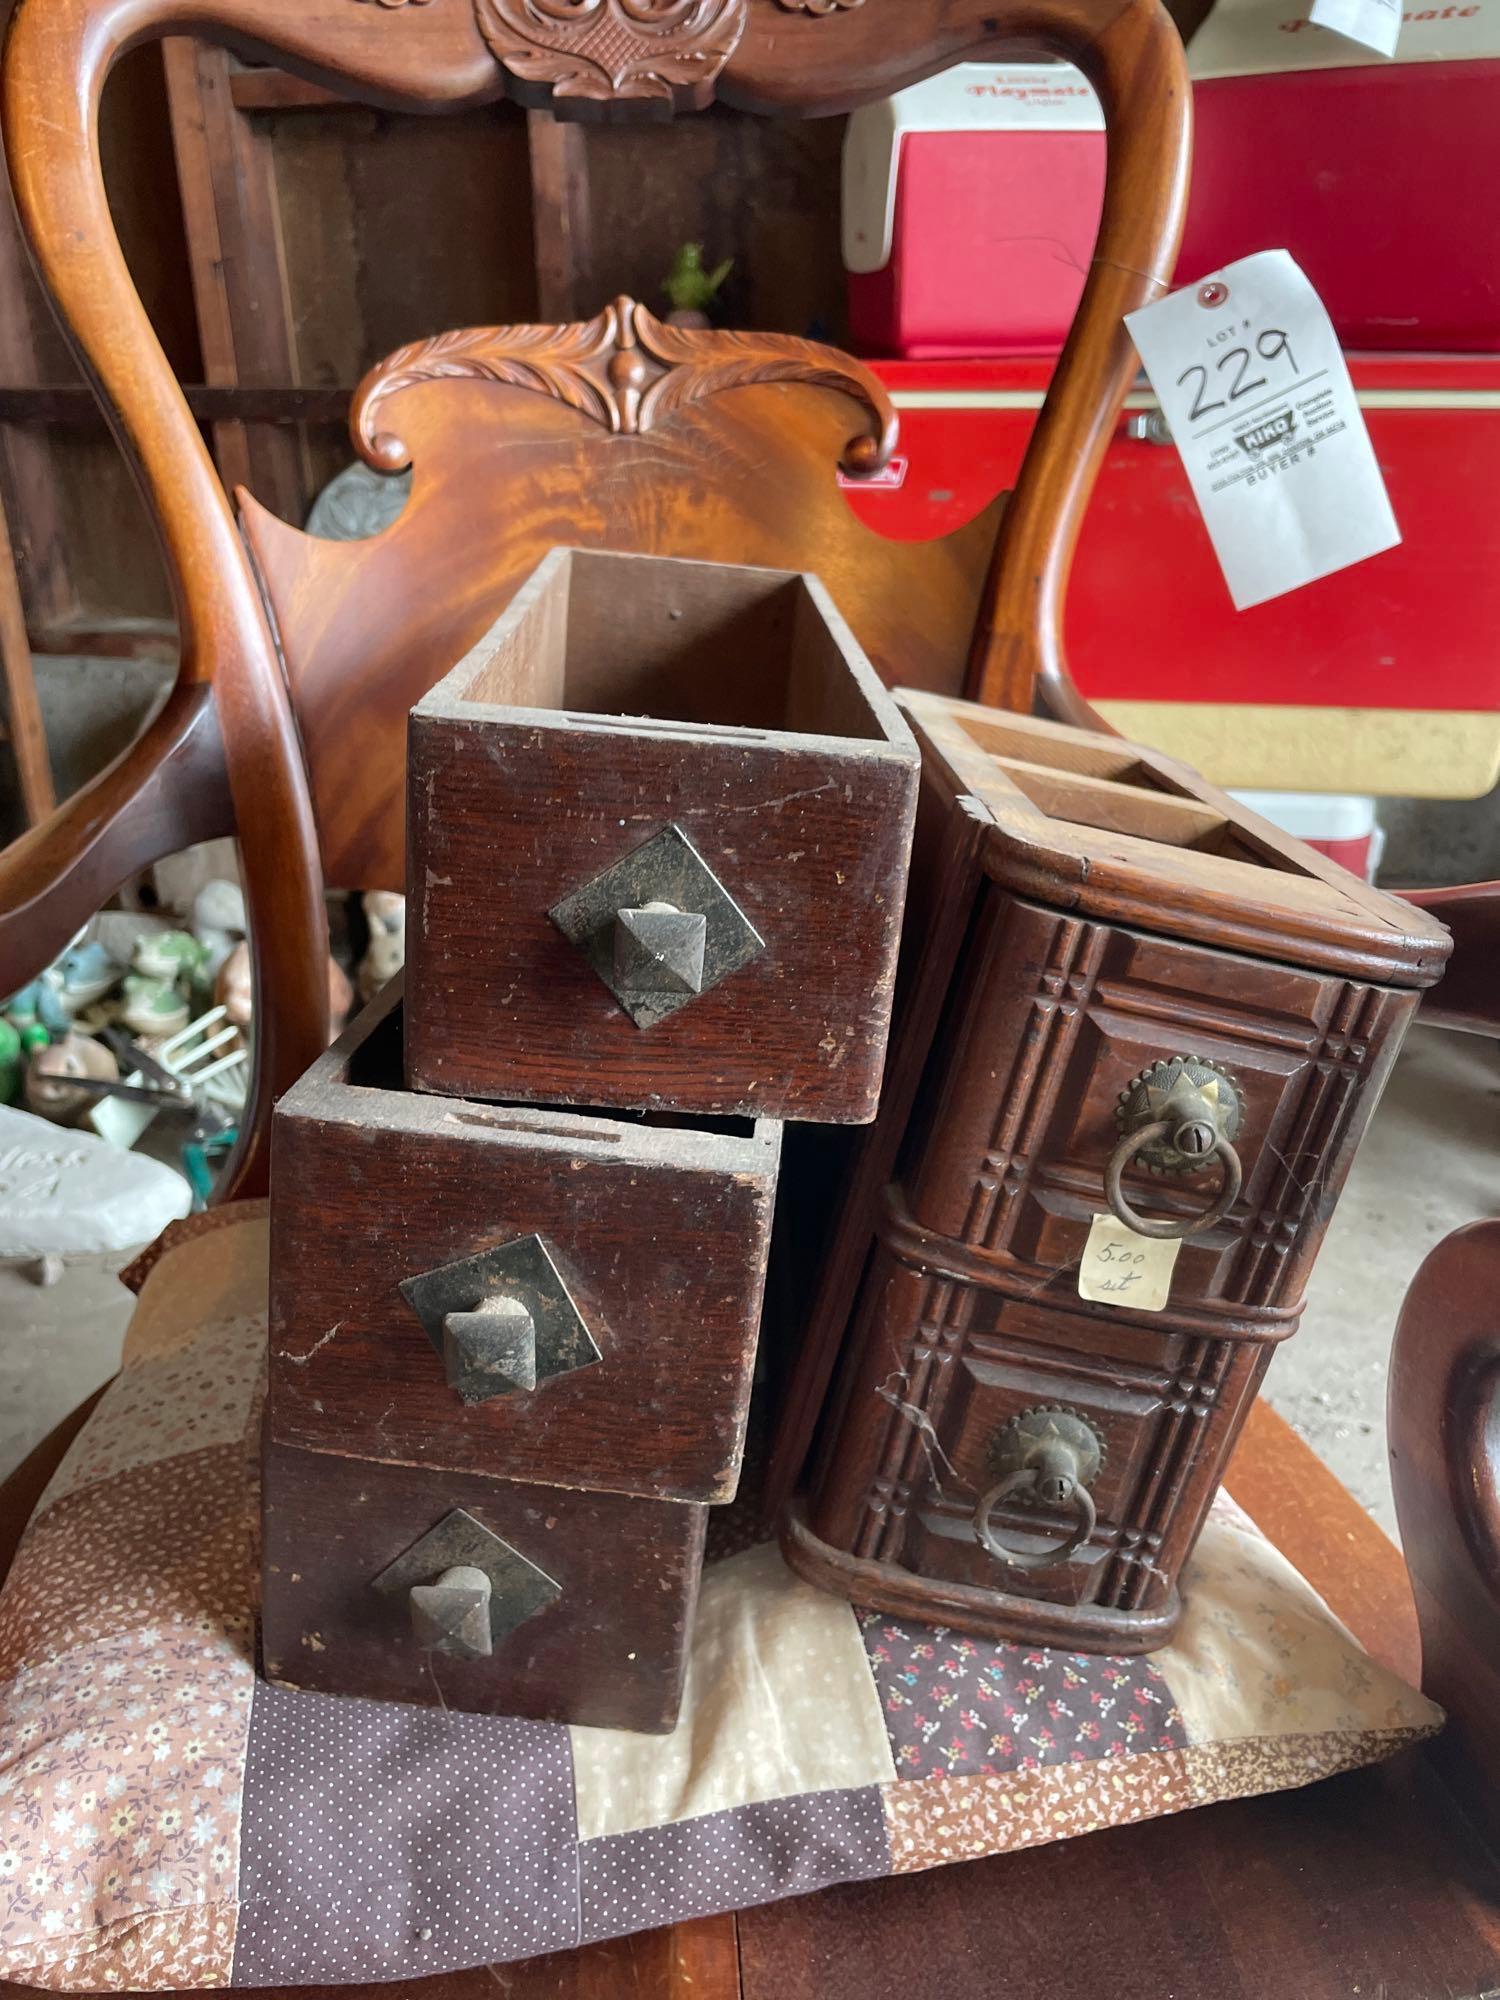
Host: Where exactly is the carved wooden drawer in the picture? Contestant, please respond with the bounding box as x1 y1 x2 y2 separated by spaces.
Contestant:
895 889 1419 1313
779 694 1450 1651
799 1242 1271 1650
404 547 918 1123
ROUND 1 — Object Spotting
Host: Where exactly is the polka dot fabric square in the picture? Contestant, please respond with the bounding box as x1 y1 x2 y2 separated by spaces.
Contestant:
231 1683 576 1985
578 1791 890 1946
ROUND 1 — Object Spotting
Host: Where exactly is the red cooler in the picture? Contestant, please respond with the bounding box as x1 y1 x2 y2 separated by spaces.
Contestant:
839 356 1500 800
842 62 1105 359
1180 0 1500 347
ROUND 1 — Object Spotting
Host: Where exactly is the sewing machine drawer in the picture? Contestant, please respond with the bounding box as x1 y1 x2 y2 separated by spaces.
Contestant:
795 1240 1270 1648
897 886 1420 1314
774 694 1449 1653
404 547 918 1124
262 1441 704 1732
268 977 780 1507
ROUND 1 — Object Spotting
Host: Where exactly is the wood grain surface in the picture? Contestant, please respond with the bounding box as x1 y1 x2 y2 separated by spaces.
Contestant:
1390 1219 1500 1841
269 978 781 1505
261 1439 707 1731
404 550 918 1121
776 694 1445 1650
244 385 990 895
905 694 1453 990
734 1751 1500 2000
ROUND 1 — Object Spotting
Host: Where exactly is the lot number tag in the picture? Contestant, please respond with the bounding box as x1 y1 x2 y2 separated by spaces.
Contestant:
1309 0 1402 58
1125 250 1400 609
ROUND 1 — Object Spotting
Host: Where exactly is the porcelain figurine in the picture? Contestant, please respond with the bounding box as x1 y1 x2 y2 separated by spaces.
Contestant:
57 937 122 1014
133 930 206 984
24 1030 120 1123
5 973 70 1039
662 242 733 328
357 890 406 1003
190 878 247 986
218 939 353 1043
214 941 253 1033
121 974 192 1041
0 1019 21 1105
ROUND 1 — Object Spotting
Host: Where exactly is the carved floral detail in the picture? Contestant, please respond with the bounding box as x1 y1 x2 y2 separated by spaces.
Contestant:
776 0 865 11
474 0 747 106
351 293 897 476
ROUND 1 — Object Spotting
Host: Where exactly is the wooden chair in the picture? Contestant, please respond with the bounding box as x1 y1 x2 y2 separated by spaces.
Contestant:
0 0 1190 1197
3 1225 1498 1999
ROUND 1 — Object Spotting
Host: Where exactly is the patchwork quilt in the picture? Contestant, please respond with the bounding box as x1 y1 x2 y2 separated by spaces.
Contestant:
0 1207 1440 1990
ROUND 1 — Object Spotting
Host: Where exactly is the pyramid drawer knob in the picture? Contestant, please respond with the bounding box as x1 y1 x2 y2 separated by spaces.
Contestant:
613 902 707 998
401 1234 604 1407
442 1295 538 1398
408 1565 494 1659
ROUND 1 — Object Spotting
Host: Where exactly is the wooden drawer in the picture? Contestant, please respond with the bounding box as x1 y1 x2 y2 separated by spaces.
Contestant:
774 693 1448 1652
405 547 918 1123
798 1240 1269 1649
899 887 1419 1312
268 977 781 1507
262 1441 704 1733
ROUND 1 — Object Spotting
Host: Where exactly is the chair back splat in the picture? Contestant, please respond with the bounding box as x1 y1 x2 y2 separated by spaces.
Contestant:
0 0 1190 1193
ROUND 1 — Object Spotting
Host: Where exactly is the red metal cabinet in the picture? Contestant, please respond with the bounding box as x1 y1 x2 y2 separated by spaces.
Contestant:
841 357 1500 795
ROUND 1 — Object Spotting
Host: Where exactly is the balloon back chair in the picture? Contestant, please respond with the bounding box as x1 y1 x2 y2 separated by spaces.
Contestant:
0 0 1191 1195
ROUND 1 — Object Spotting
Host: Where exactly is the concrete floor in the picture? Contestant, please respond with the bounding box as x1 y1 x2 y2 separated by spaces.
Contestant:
1271 1022 1496 1534
0 1251 136 1485
0 1023 1492 1537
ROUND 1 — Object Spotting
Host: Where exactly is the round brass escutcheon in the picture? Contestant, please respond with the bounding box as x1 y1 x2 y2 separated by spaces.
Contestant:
1105 1055 1245 1241
973 1406 1104 1572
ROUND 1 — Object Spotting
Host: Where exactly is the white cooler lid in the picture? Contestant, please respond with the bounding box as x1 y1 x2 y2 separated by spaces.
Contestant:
1230 790 1378 839
842 61 1102 275
1187 0 1500 77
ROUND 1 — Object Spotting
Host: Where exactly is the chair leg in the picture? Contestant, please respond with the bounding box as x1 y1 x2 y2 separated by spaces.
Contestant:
0 496 53 826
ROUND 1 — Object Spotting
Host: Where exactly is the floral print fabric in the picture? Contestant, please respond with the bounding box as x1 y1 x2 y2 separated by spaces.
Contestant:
0 1215 262 1989
859 1615 1187 1780
0 1630 251 1971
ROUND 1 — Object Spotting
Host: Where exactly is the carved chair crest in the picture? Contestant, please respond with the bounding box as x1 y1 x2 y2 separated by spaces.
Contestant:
351 294 897 476
354 0 866 110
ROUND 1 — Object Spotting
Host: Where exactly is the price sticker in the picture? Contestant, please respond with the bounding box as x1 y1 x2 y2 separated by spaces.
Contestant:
1125 250 1400 610
1309 0 1401 58
1077 1215 1181 1313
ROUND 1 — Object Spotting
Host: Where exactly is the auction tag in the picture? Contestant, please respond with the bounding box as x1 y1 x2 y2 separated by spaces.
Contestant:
1077 1216 1181 1312
1309 0 1401 57
1125 250 1400 609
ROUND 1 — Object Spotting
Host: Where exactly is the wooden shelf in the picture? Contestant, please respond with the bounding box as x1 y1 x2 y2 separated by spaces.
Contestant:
227 67 349 113
0 384 356 425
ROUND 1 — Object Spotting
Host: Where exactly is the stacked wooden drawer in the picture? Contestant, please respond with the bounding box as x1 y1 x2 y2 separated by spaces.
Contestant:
262 549 918 1730
777 693 1450 1653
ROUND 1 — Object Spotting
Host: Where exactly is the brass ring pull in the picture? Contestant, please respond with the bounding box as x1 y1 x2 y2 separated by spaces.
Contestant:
1104 1118 1242 1241
973 1466 1098 1571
